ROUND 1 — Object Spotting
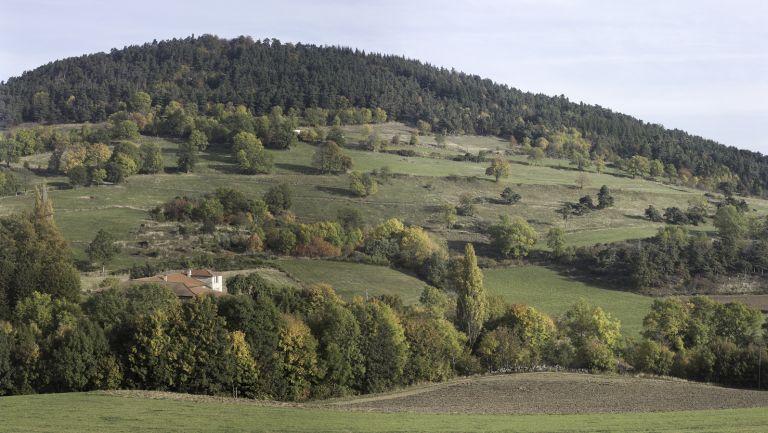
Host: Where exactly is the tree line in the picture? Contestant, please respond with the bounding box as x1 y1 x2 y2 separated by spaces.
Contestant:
1 244 765 399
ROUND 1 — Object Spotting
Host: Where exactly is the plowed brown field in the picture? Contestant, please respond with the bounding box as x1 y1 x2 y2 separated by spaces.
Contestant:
328 372 768 414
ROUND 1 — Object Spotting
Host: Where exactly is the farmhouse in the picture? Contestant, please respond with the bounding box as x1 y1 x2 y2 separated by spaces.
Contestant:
130 268 225 301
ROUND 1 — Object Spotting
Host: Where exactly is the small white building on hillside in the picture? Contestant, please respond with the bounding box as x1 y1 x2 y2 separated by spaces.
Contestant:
129 268 224 300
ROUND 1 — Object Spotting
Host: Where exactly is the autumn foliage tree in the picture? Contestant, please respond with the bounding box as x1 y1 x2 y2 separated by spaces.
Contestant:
485 156 511 182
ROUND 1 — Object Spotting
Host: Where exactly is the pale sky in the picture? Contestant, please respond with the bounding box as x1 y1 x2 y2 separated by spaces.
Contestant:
2 0 766 153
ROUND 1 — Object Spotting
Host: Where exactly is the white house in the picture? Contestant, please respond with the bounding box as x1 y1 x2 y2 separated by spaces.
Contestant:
130 268 225 300
186 268 224 292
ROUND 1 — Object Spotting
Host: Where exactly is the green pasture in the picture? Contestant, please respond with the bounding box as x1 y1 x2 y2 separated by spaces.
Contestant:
0 123 755 272
275 258 426 304
0 392 765 433
484 265 653 336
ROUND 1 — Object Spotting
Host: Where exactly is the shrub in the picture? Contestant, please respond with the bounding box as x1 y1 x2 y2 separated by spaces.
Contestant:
265 227 297 254
264 184 293 214
294 237 342 258
645 205 663 222
500 187 521 204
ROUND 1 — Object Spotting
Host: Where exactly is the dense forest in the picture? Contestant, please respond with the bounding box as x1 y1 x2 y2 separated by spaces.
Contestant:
1 35 767 195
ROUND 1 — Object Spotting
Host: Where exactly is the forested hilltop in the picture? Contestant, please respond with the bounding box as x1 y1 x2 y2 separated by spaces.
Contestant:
1 34 766 195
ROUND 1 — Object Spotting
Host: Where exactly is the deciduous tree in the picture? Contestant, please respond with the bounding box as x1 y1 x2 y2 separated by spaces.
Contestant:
454 244 488 345
488 215 538 259
485 156 511 182
86 229 121 275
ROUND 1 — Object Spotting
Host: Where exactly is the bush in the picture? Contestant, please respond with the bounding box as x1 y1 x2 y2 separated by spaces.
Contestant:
67 165 89 187
264 184 293 214
265 227 297 254
664 207 689 225
488 215 538 259
628 339 674 375
645 205 663 222
456 194 475 216
577 337 616 372
362 237 400 263
500 187 521 204
294 237 342 258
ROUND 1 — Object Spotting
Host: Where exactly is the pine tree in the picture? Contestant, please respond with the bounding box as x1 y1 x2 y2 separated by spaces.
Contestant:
454 243 488 346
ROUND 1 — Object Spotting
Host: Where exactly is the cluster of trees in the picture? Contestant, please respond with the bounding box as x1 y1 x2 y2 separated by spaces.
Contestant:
556 185 614 222
615 155 741 193
0 241 639 399
312 141 352 174
645 205 705 226
153 186 277 233
232 131 272 174
151 187 438 265
1 126 72 166
348 171 378 197
568 204 768 292
0 188 81 318
2 262 764 400
59 140 164 186
629 296 766 388
3 35 767 195
144 101 298 151
302 106 388 127
646 192 748 226
0 122 165 188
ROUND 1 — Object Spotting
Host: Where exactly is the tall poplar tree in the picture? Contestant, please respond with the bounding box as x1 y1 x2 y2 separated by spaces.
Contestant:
454 243 488 346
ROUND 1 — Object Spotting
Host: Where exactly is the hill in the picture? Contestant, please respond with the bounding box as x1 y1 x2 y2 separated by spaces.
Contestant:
2 121 766 334
1 34 767 194
1 373 767 432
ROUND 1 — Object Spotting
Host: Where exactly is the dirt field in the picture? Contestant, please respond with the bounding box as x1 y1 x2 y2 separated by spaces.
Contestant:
708 294 768 313
327 372 768 414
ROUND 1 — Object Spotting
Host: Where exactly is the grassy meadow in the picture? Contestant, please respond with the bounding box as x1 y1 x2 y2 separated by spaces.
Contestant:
484 266 653 336
276 258 427 303
0 122 760 329
267 258 656 336
0 391 766 433
0 124 729 259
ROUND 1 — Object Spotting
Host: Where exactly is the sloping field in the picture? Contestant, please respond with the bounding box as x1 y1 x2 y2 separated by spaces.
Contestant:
484 266 653 336
276 258 426 303
2 373 768 432
330 372 768 414
2 124 739 268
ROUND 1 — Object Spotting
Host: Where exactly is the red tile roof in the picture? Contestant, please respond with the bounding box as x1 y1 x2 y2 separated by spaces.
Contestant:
130 272 225 299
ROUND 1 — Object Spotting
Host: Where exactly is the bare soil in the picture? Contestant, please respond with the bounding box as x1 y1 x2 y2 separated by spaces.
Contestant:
708 294 768 313
327 372 768 414
102 373 768 415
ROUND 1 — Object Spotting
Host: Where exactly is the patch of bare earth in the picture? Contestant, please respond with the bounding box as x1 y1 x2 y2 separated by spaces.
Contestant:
327 372 768 414
708 294 768 313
